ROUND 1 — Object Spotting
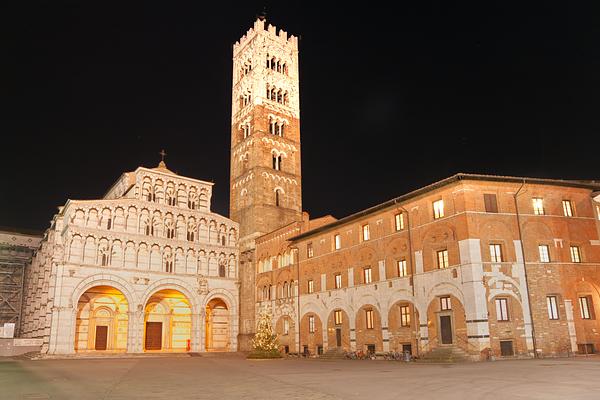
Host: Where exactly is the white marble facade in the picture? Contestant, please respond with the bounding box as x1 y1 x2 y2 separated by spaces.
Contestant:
20 162 240 354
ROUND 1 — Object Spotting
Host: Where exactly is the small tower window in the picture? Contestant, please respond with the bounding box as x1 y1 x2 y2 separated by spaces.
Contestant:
272 155 282 171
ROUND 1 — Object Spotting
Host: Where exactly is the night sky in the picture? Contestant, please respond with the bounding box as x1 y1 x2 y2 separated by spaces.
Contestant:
2 2 598 232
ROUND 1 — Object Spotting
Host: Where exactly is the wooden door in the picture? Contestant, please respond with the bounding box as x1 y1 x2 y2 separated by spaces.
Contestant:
335 328 342 347
145 322 162 350
440 315 453 345
210 307 229 350
95 326 108 350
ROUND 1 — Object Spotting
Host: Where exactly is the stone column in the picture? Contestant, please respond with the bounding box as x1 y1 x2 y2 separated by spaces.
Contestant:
129 307 144 353
322 317 328 351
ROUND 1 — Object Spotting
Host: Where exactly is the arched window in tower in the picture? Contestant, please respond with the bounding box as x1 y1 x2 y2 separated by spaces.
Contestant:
277 89 283 104
278 122 285 137
266 53 270 69
276 60 281 73
272 155 282 171
266 84 271 100
269 117 275 134
271 56 276 70
283 63 288 75
219 263 226 277
275 189 282 207
283 91 289 106
186 221 196 242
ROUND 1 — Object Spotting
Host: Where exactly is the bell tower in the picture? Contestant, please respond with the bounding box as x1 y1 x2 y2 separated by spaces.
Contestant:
230 18 302 249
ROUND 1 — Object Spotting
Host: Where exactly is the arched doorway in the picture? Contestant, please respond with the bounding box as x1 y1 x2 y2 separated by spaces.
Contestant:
355 305 382 354
144 289 192 352
327 309 350 351
206 298 230 351
75 285 128 352
426 294 467 351
388 301 419 355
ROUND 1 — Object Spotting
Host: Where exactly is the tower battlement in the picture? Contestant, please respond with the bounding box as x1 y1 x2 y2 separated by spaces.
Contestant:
233 19 298 56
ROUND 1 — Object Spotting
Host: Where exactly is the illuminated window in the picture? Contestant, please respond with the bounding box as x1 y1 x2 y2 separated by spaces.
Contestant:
363 267 372 284
334 310 343 325
307 243 314 258
395 213 405 231
308 279 314 294
547 296 559 320
309 315 315 333
400 305 410 327
397 259 407 277
532 198 545 215
570 246 582 263
365 309 374 329
433 199 445 219
539 245 550 263
334 273 342 289
579 296 594 320
490 244 503 263
283 319 289 335
272 155 282 171
440 296 451 311
562 200 573 217
437 249 449 269
362 224 370 241
495 298 509 321
334 234 341 250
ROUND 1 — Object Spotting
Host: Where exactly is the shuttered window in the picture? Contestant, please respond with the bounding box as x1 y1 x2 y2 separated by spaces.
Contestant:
484 194 498 213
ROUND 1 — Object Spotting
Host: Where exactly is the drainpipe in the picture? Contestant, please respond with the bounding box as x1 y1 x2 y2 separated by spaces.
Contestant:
513 179 538 358
398 202 418 358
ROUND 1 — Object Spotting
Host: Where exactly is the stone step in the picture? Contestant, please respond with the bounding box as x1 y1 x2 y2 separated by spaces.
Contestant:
418 346 470 363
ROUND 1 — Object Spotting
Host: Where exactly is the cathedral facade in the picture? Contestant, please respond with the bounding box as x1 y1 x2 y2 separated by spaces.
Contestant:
20 162 239 354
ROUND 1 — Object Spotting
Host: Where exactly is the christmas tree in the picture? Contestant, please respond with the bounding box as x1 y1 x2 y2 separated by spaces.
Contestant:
248 308 281 358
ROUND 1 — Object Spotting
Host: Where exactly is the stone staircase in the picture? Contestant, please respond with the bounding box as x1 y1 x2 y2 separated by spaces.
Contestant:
417 346 471 363
319 348 347 360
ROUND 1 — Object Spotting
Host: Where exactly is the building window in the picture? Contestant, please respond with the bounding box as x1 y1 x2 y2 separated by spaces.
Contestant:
334 273 342 289
272 155 282 171
562 200 573 217
397 259 407 277
101 253 109 267
579 296 594 320
495 298 510 321
309 315 315 333
365 309 374 329
539 245 550 263
394 213 405 231
334 310 343 325
363 267 372 284
307 243 314 258
362 224 370 241
547 296 559 320
308 279 314 294
532 198 545 215
437 249 449 269
570 246 582 263
400 305 410 327
484 193 498 213
166 227 175 239
433 199 445 219
334 234 341 250
166 260 174 274
440 296 451 311
283 319 289 335
489 244 503 263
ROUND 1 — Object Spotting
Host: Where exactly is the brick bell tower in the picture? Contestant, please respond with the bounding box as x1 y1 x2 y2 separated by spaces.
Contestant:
230 17 303 349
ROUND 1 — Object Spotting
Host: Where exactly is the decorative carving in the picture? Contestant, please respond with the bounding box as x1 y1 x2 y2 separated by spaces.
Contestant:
198 274 209 295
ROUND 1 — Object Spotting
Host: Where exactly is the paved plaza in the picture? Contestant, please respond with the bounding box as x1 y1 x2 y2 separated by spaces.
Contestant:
2 354 600 400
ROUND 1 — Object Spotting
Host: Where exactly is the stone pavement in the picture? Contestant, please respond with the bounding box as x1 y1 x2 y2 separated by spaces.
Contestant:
2 354 600 400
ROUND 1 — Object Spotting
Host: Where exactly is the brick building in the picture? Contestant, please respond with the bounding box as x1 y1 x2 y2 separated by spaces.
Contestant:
254 174 600 359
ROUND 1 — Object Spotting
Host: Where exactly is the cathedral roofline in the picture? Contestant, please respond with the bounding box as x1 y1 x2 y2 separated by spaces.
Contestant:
289 173 600 242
